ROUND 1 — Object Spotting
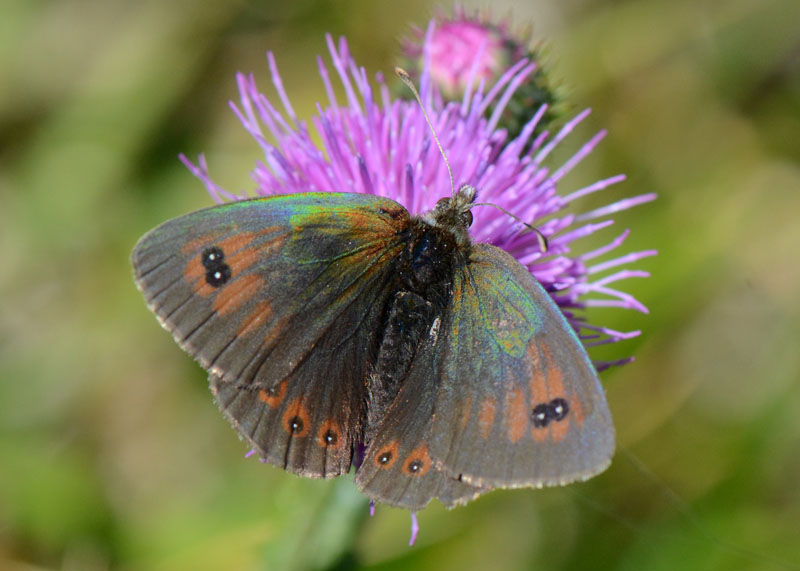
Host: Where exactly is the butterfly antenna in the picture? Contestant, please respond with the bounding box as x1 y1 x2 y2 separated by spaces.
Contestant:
473 201 549 253
395 67 456 197
396 67 546 254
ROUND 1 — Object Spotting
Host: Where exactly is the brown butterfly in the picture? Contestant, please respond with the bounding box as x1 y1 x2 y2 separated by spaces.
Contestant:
132 186 614 510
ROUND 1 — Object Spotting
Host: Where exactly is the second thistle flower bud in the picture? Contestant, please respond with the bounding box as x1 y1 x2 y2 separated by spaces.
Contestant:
399 8 562 140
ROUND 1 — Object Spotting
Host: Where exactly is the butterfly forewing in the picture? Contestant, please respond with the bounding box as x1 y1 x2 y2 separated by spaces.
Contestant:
428 243 615 488
132 193 410 477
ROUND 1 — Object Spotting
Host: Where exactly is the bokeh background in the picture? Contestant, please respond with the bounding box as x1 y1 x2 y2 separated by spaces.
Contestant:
2 0 799 569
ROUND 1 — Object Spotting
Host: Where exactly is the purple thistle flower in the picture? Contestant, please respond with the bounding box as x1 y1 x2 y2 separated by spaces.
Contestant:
181 29 655 366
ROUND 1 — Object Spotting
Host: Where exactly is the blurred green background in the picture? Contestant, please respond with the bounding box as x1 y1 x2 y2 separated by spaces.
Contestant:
2 0 799 569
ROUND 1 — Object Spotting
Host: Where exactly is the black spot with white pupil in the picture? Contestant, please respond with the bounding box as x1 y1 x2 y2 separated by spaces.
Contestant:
206 266 232 287
408 460 423 473
378 451 392 464
288 416 304 434
201 246 231 287
550 398 569 421
323 430 338 446
532 404 550 428
201 246 225 268
531 398 570 428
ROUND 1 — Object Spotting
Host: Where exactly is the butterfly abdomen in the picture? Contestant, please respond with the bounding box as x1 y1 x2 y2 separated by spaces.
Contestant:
365 220 465 440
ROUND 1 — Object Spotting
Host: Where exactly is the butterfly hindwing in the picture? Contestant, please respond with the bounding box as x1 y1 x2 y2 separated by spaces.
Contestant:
132 193 410 477
210 368 352 477
354 328 490 509
428 243 615 488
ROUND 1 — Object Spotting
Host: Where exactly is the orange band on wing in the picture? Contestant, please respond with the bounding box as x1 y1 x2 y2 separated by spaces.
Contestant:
478 397 497 440
506 387 528 443
258 379 288 408
237 300 273 337
213 274 264 315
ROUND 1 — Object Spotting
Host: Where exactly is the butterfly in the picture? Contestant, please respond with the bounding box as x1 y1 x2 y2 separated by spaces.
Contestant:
131 185 614 510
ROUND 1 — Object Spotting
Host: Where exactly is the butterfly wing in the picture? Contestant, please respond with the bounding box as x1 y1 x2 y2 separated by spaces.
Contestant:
132 193 410 477
355 242 612 509
354 328 490 509
429 243 615 488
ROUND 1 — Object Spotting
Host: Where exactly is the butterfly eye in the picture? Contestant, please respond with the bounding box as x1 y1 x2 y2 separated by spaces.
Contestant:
436 197 450 208
460 210 473 227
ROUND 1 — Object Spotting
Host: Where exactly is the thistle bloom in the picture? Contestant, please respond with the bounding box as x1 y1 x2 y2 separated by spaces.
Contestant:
181 28 656 368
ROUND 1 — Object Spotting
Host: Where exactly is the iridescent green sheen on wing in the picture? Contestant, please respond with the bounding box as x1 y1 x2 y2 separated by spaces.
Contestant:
285 196 407 263
149 191 407 239
463 254 543 358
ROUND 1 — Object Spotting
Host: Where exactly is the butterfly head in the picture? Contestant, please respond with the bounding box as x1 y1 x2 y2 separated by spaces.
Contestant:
426 185 477 246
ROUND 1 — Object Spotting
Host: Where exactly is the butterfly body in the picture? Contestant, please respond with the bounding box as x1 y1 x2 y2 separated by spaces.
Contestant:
132 187 614 510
